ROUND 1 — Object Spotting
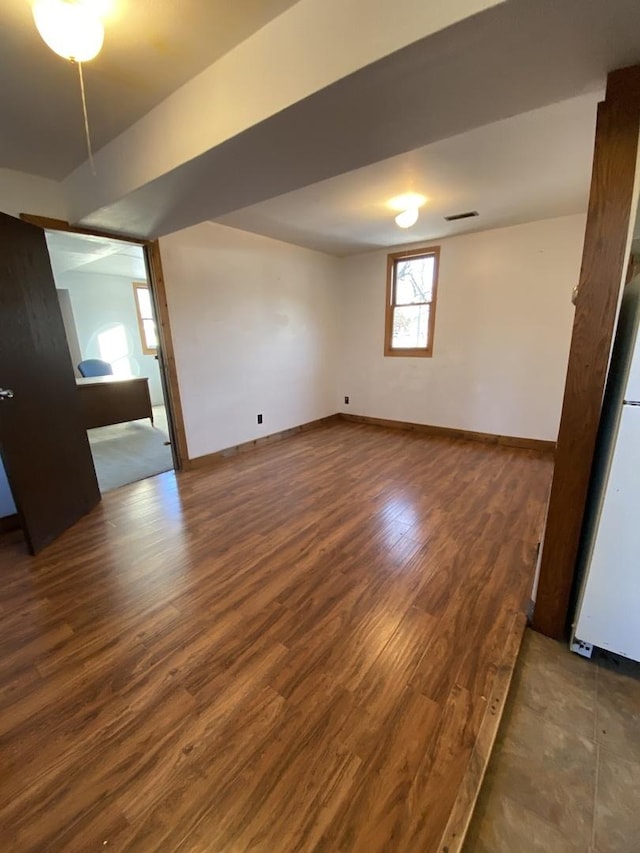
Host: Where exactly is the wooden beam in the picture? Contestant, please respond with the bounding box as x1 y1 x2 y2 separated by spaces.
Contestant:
605 64 640 109
532 67 640 639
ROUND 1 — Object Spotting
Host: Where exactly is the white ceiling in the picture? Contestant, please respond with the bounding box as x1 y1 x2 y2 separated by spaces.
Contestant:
74 0 640 240
45 230 146 281
215 93 599 256
0 0 300 179
3 0 640 247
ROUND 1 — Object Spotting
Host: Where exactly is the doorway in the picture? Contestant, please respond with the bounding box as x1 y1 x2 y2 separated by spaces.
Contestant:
45 230 175 493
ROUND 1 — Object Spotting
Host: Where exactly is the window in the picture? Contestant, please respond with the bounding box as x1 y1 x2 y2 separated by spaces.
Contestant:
133 282 158 355
384 246 440 357
98 324 132 377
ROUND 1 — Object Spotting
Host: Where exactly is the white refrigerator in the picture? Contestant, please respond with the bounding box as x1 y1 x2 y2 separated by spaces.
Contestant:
572 276 640 662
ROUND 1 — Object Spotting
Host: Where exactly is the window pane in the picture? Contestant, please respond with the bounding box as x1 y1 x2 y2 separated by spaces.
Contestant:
392 305 430 349
395 256 434 304
143 318 158 350
136 286 153 319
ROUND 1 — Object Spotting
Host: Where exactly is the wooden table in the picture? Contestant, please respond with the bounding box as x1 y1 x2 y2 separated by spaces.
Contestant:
76 376 153 430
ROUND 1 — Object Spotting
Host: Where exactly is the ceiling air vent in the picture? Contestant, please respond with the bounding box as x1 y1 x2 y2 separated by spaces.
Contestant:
444 210 479 222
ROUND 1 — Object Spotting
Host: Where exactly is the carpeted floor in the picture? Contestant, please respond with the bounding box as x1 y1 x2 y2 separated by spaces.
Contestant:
87 404 174 493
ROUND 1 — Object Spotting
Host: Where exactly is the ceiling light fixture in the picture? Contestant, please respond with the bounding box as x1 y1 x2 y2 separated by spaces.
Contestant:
33 0 104 61
388 193 426 229
395 207 419 229
32 0 108 173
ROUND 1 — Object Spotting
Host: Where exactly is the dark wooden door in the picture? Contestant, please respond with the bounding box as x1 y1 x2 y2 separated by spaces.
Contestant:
0 213 100 553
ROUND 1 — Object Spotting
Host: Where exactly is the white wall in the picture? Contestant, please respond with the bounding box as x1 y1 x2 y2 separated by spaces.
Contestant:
53 271 164 405
0 168 67 220
0 210 584 518
160 222 340 459
338 214 585 441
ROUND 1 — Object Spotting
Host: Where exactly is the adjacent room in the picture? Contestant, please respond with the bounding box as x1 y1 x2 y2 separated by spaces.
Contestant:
45 230 174 492
1 1 640 851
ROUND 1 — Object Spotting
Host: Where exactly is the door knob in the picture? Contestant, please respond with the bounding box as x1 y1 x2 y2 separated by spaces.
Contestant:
0 388 14 400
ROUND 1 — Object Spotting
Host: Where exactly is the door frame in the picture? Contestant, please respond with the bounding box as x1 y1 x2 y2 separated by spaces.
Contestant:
20 214 189 470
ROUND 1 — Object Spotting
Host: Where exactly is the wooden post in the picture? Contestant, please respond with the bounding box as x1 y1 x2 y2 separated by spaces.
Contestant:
532 66 640 638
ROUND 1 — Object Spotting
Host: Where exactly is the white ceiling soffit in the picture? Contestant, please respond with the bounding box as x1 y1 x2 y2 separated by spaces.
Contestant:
0 0 302 179
215 93 599 256
60 0 505 227
67 0 640 240
45 230 146 281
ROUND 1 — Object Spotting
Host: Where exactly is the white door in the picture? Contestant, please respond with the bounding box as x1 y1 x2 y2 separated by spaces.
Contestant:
575 405 640 660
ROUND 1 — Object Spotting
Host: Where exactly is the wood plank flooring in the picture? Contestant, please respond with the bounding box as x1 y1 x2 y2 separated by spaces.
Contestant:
0 421 553 851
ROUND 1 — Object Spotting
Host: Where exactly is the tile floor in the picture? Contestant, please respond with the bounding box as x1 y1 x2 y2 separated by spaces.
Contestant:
464 628 640 853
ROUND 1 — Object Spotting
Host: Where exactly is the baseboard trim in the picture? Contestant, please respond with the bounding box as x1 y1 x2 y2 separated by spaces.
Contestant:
184 414 341 471
184 411 554 470
339 413 555 453
0 513 20 534
438 611 527 853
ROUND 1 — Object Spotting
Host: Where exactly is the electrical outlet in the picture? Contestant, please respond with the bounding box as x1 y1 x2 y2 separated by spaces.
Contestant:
570 639 593 659
257 414 263 424
344 396 350 405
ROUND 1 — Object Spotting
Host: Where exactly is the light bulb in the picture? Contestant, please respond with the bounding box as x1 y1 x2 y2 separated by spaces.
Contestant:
33 0 105 62
395 207 419 229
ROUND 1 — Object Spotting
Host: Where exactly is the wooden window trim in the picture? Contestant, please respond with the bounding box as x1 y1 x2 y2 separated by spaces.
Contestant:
384 245 440 358
132 281 158 356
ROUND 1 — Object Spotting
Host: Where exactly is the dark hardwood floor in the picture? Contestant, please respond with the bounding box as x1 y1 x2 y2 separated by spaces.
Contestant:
0 421 553 851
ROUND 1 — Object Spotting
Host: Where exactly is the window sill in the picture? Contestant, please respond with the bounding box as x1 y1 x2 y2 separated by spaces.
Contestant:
384 348 433 358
